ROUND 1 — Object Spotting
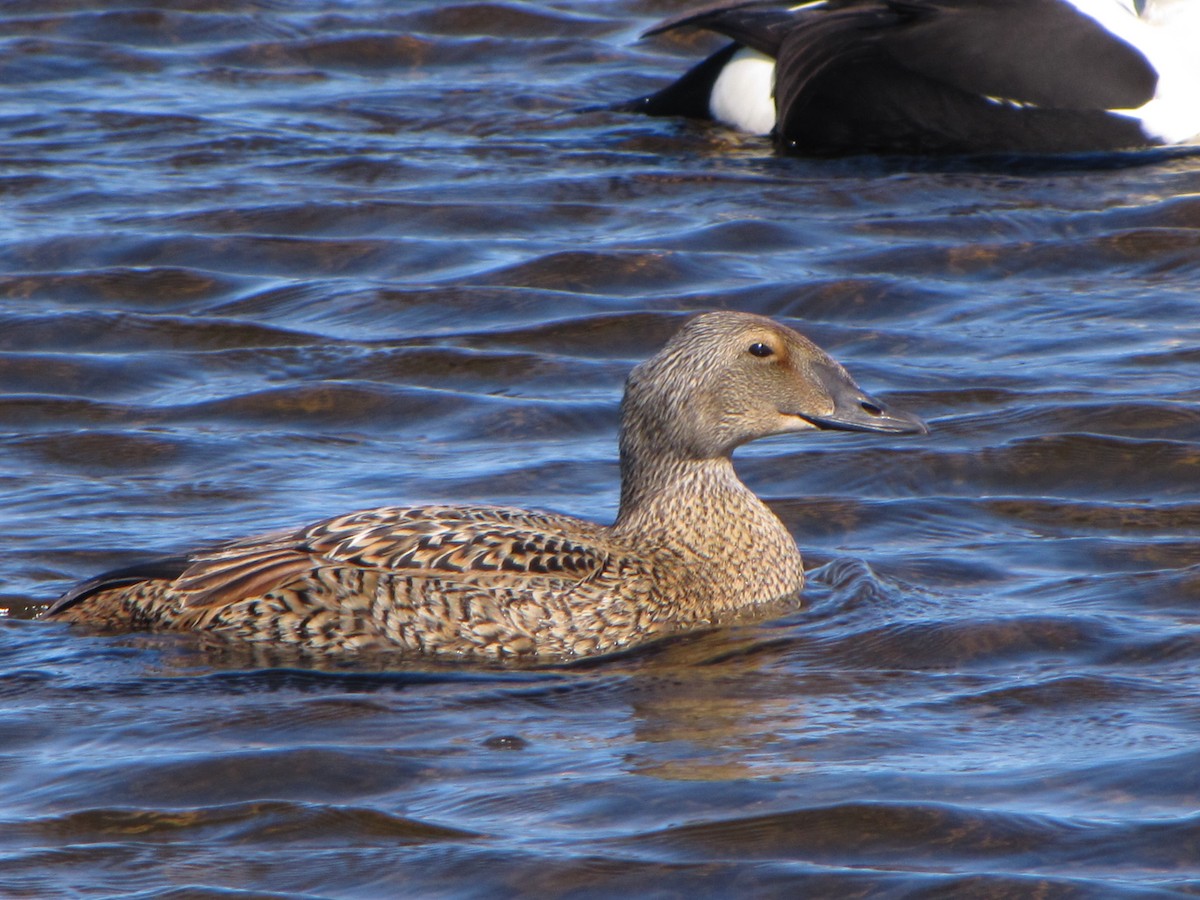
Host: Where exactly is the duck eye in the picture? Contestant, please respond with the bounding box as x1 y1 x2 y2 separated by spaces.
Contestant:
748 342 774 358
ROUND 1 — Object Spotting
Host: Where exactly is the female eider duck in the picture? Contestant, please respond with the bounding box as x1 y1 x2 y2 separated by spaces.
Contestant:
627 0 1200 156
42 312 924 661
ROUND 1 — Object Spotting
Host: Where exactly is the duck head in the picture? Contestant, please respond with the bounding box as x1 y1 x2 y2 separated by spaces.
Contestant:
621 311 926 463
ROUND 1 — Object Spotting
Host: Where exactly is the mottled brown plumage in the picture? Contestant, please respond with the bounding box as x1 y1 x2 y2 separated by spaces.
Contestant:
42 312 925 660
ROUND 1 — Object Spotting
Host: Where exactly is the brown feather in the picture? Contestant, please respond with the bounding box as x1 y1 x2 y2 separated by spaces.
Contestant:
44 313 924 660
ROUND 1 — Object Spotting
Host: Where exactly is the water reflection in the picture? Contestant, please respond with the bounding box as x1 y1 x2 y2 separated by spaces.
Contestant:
2 0 1200 896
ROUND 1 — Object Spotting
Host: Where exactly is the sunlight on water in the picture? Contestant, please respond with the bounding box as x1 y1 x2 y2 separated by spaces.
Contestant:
1 0 1199 896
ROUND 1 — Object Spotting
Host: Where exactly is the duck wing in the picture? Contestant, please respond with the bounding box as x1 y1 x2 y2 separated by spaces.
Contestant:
643 0 800 54
876 0 1157 110
45 505 611 619
771 0 1155 153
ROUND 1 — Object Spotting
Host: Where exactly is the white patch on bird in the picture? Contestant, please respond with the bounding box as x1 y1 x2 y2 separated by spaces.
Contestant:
1064 0 1200 144
1131 0 1200 143
708 48 777 136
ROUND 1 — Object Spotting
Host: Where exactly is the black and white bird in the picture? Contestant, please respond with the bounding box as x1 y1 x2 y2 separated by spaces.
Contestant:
625 0 1200 156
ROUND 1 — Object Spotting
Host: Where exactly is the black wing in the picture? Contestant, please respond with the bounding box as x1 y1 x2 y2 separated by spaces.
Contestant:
772 0 1156 154
879 0 1157 110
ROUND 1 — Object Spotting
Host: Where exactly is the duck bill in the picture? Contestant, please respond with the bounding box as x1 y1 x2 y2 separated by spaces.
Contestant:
793 376 927 435
799 402 927 434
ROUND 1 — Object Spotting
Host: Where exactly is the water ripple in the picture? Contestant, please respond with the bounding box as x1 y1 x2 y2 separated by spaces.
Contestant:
1 0 1200 896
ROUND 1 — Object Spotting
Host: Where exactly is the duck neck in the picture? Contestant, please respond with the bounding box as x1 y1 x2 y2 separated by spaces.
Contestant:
612 428 804 610
613 389 744 533
615 448 744 534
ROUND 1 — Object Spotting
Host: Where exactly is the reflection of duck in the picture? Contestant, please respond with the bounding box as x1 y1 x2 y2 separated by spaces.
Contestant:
43 312 924 660
626 0 1200 156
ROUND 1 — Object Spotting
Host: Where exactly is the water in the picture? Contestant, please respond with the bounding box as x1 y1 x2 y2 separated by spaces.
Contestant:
2 0 1200 896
